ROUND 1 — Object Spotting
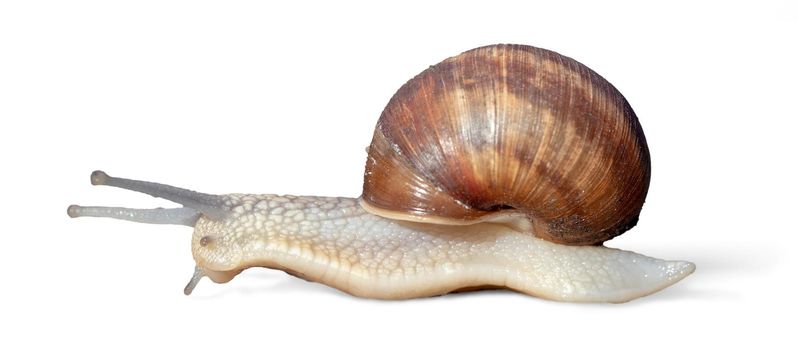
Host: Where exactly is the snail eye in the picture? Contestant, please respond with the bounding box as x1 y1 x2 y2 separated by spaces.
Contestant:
199 235 215 247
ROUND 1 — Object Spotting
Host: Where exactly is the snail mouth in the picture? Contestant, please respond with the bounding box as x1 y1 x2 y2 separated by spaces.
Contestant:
183 266 243 295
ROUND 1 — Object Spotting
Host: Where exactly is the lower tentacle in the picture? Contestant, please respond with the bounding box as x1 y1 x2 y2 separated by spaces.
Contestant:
68 205 200 226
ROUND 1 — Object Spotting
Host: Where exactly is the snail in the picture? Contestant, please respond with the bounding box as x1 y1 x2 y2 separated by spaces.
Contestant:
68 44 694 302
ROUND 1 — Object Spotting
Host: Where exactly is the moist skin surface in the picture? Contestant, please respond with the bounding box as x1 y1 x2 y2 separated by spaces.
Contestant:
192 194 694 302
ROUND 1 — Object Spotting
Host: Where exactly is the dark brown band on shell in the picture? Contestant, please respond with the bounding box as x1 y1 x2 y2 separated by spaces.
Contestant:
362 44 650 246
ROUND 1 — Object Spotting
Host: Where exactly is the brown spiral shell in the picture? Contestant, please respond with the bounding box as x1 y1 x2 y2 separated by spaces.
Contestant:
360 44 650 246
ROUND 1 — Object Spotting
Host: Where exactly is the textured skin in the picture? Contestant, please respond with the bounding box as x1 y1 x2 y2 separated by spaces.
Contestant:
362 44 651 245
192 194 693 302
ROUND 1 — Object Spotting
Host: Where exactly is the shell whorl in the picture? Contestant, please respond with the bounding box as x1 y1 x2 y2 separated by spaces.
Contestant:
361 44 650 246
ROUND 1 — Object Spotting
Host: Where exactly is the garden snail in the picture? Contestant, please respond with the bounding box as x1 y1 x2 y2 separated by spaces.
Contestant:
68 44 694 302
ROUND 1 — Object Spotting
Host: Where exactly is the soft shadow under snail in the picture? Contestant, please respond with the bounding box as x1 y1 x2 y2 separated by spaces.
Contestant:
68 44 694 302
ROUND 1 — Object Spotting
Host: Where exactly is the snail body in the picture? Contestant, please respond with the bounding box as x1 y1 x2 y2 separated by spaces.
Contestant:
192 194 691 301
68 44 694 302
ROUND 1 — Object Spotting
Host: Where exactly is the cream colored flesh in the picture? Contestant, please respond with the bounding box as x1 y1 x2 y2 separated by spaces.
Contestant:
193 194 694 302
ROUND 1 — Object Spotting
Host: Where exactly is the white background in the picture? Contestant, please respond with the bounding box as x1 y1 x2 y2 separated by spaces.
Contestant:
1 1 796 349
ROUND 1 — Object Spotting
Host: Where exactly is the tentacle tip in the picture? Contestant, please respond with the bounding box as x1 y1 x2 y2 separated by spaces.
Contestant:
668 260 696 280
67 204 81 218
183 285 195 296
90 170 109 186
183 266 205 295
